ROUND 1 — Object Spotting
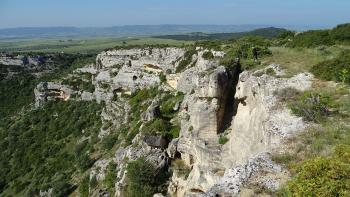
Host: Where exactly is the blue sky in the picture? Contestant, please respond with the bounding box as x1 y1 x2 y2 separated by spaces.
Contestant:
0 0 349 28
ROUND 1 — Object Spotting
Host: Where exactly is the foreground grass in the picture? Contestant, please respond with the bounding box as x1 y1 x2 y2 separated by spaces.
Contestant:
0 37 192 53
262 46 345 76
273 82 350 196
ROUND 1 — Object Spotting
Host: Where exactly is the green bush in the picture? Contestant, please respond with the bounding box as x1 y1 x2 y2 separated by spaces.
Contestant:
159 92 184 118
159 73 167 83
202 51 214 60
142 119 170 136
176 47 197 73
79 175 90 197
77 154 95 172
104 162 118 192
102 134 118 150
126 158 170 197
219 135 229 145
282 145 350 197
311 50 350 84
271 153 295 166
289 92 333 122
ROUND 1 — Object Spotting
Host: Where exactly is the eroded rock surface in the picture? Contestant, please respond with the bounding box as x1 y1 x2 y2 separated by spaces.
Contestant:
32 46 314 197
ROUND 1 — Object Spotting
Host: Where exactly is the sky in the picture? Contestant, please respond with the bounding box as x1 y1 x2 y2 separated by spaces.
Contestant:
0 0 350 28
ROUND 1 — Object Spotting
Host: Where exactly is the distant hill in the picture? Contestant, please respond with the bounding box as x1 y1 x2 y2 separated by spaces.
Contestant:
0 25 272 40
152 27 289 41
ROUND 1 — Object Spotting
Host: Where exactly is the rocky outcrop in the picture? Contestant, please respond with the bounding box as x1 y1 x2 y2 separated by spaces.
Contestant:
169 64 313 196
0 53 50 66
34 82 74 107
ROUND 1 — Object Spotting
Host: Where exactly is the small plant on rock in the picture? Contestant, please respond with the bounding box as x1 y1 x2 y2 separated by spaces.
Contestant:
219 135 229 145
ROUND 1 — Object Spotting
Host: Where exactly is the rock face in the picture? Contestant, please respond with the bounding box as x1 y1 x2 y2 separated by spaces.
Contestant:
33 46 314 197
0 54 25 66
169 65 313 196
0 53 50 66
34 82 74 107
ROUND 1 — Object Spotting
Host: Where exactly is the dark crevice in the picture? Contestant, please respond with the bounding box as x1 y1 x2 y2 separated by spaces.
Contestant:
218 62 242 133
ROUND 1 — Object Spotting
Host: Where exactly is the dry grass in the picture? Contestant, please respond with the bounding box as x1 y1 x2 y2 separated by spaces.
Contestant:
262 46 342 76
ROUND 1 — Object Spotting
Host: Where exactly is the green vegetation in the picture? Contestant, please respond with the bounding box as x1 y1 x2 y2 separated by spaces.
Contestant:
176 47 197 73
0 100 103 196
104 162 118 193
0 53 96 121
62 76 95 92
140 92 184 139
102 133 119 150
122 87 183 145
278 145 350 197
286 23 350 48
0 72 36 119
220 36 272 69
218 135 229 145
262 46 343 76
289 91 333 123
0 37 191 53
275 82 350 196
79 175 90 197
202 51 214 60
126 158 170 197
159 92 184 118
159 72 167 83
153 27 288 41
311 50 350 84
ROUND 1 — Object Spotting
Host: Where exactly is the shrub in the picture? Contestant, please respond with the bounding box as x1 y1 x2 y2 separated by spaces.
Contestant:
283 145 350 197
311 50 350 84
126 158 170 197
271 153 295 166
265 67 276 76
104 162 118 192
159 73 166 83
142 118 170 136
102 134 118 150
176 47 197 73
159 92 184 118
90 175 98 189
202 51 214 60
289 92 332 122
219 135 229 145
77 154 95 171
79 175 90 197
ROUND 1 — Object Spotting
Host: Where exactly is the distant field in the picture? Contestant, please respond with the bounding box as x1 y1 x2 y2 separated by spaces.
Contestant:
0 37 192 53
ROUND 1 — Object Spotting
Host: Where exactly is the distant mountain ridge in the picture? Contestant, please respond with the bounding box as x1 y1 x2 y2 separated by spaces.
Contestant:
0 25 282 40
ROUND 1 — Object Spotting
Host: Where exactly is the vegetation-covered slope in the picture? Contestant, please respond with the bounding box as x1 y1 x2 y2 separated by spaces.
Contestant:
0 101 103 196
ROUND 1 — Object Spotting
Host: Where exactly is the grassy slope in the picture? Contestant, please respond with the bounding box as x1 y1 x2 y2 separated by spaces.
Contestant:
261 45 350 196
261 46 347 76
0 37 192 53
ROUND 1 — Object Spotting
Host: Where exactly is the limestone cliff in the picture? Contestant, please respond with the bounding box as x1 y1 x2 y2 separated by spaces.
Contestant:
33 47 313 197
